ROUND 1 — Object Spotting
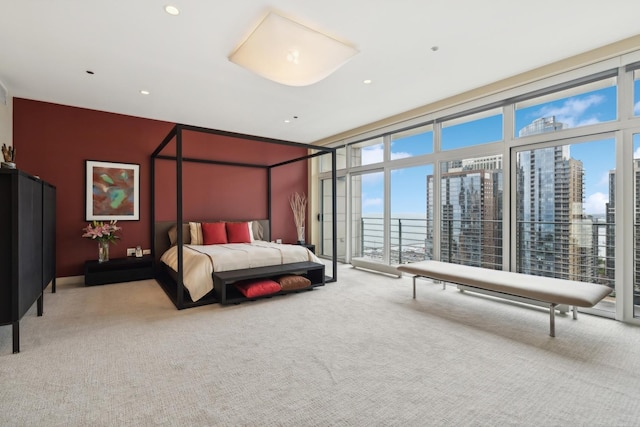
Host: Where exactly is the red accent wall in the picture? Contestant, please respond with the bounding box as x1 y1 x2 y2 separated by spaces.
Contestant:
13 99 308 277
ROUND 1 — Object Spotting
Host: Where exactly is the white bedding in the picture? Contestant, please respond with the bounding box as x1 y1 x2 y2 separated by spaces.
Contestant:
160 241 322 301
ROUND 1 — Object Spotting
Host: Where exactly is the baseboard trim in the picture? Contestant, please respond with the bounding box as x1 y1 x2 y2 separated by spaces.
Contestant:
55 275 84 286
351 257 402 278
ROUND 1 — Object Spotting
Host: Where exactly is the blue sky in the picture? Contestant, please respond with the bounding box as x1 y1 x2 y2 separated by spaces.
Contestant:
360 80 640 216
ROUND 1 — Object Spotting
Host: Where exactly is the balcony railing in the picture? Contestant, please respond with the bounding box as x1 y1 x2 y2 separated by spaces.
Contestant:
358 217 432 264
516 220 615 290
357 217 618 292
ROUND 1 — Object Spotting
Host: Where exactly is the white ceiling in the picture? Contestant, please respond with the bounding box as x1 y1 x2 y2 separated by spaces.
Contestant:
2 1 640 144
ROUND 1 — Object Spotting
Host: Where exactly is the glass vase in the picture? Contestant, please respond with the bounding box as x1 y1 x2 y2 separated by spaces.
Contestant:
297 226 305 244
98 241 110 263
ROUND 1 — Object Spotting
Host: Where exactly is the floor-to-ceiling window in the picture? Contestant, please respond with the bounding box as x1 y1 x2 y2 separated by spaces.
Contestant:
634 69 640 117
390 164 433 264
441 108 503 150
514 138 615 313
315 58 640 324
320 176 346 262
633 133 640 318
351 171 384 261
438 155 503 269
319 147 346 262
514 76 617 138
512 74 618 314
389 125 434 264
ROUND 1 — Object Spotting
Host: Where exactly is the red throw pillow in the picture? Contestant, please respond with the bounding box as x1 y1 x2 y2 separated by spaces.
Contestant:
201 222 228 245
235 279 281 298
226 222 251 243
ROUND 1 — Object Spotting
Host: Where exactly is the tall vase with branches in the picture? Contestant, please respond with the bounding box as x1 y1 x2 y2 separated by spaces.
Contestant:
289 192 307 244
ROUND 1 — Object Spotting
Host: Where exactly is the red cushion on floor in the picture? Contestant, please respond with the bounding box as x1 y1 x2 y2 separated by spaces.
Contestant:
234 279 281 298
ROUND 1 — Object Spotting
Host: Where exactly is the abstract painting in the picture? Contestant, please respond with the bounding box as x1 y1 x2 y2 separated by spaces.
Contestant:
85 160 140 221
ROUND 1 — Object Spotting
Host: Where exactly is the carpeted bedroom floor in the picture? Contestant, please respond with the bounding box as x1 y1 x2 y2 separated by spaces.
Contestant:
1 262 639 426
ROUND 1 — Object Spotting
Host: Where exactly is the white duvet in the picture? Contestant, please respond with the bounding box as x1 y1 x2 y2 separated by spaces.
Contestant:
160 241 321 301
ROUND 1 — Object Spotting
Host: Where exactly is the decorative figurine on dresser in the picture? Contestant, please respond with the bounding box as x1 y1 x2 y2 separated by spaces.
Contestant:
1 143 16 169
0 168 56 353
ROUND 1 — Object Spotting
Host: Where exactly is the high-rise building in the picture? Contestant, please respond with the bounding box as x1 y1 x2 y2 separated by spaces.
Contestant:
516 116 594 281
426 155 503 269
607 160 640 296
606 169 616 284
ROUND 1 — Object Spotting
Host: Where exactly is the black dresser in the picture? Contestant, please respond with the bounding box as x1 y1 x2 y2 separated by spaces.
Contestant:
0 169 56 353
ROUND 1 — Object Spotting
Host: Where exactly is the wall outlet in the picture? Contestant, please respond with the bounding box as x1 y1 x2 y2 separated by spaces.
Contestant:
142 249 151 255
126 248 136 256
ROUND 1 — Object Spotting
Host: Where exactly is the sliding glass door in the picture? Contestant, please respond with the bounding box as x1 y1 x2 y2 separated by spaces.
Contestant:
320 176 346 262
514 137 615 313
390 164 433 264
633 133 640 318
351 171 384 261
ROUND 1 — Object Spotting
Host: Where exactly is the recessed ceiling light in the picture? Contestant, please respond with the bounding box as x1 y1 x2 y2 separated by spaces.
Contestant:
431 46 439 52
284 119 291 124
363 79 372 84
164 5 180 15
140 90 150 95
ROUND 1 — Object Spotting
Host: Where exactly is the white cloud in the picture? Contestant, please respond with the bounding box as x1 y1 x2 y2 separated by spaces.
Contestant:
575 117 601 127
635 100 640 115
584 192 608 215
360 145 412 163
390 151 412 160
361 145 383 164
534 94 605 128
363 197 383 208
634 146 640 158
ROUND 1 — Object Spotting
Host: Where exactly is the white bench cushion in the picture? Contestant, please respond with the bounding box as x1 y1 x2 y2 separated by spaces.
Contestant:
397 261 611 308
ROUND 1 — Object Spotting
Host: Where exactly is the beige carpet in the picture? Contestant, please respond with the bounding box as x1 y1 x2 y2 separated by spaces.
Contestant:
1 263 640 426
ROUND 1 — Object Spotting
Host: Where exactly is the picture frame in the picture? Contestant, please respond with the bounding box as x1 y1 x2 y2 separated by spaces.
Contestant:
85 160 140 221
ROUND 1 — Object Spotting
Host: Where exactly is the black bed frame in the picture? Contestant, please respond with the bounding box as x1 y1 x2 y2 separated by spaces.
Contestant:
150 123 337 309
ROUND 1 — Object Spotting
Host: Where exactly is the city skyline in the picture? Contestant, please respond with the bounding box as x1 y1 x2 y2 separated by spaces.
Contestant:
359 82 639 216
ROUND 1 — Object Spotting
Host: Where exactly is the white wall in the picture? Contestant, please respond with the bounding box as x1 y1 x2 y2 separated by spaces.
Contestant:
0 83 9 279
0 85 12 148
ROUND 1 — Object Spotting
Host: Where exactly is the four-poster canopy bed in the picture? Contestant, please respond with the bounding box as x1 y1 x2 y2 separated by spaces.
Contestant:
151 124 337 309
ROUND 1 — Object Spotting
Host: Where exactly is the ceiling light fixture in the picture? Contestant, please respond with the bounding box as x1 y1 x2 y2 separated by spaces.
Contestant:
164 5 180 16
363 79 372 84
140 90 150 95
228 12 358 87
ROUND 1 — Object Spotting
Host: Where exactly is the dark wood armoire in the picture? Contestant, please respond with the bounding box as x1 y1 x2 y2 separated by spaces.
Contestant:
0 168 56 353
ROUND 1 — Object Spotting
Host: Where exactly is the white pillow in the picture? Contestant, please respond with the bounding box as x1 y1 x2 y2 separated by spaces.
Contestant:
189 222 203 245
248 221 254 242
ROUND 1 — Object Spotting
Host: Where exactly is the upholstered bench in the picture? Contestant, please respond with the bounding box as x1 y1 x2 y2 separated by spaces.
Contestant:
397 260 612 337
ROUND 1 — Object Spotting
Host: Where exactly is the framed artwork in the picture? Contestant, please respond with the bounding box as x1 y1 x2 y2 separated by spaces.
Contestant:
85 160 140 221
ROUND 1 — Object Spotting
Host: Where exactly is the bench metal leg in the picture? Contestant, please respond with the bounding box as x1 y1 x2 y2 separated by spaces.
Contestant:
413 276 416 299
549 303 556 337
572 305 578 320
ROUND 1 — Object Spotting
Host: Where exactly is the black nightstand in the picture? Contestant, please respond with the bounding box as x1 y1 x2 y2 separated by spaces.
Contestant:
84 255 154 286
297 243 315 254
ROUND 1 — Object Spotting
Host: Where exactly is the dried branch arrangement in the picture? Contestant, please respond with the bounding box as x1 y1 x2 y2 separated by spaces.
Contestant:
289 192 307 232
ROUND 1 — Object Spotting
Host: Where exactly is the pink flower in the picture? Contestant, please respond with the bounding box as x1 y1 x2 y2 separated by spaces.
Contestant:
82 220 121 243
